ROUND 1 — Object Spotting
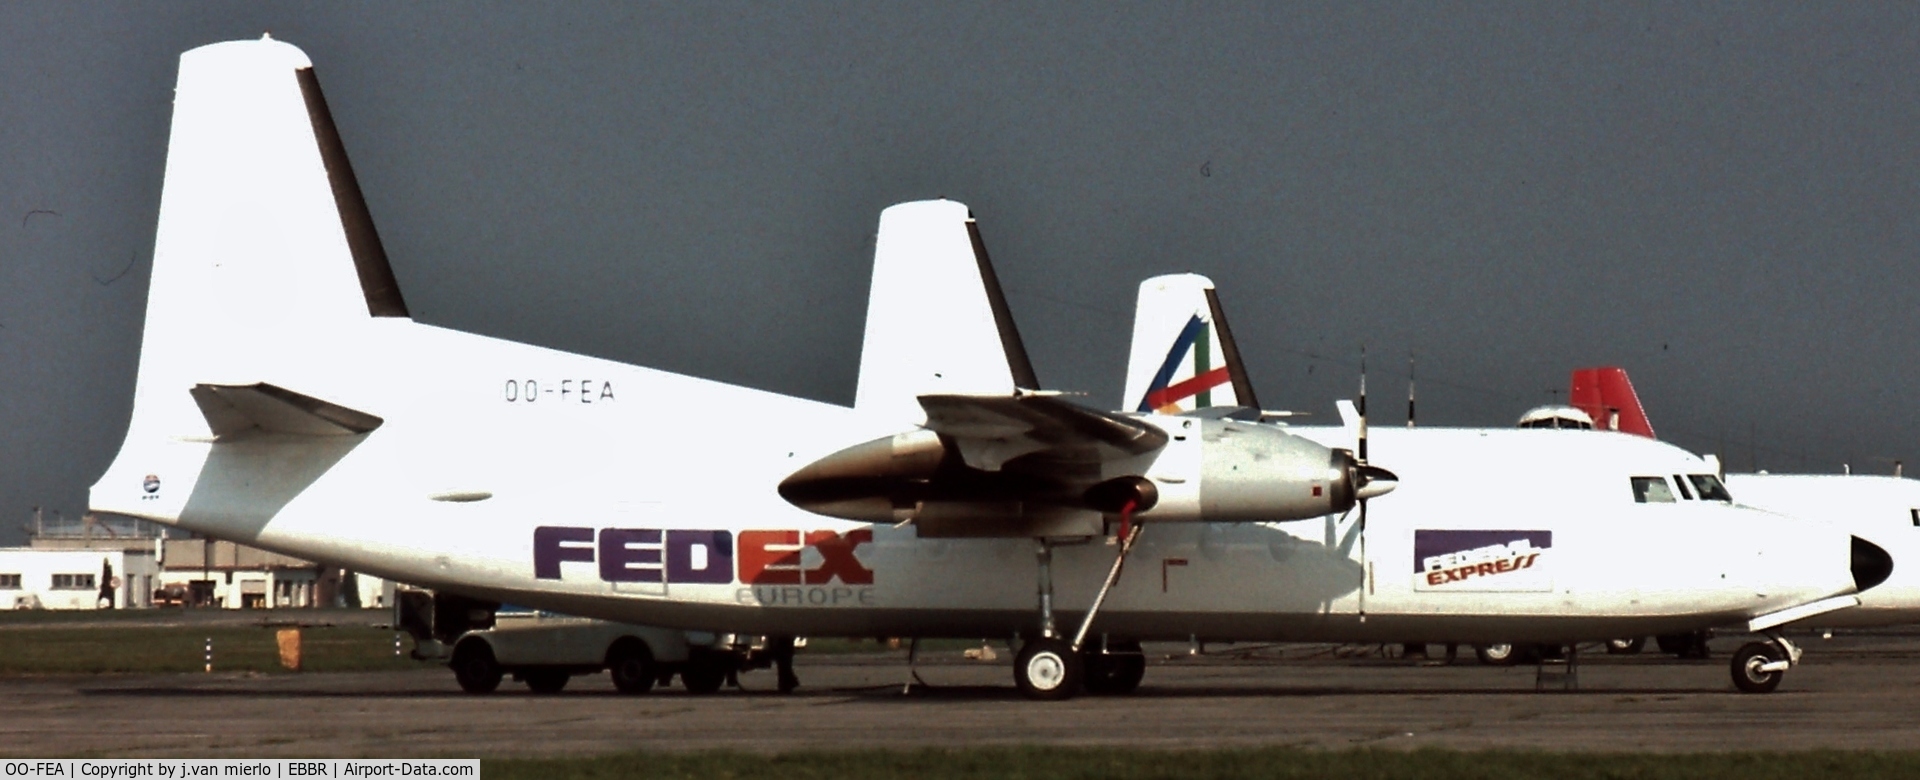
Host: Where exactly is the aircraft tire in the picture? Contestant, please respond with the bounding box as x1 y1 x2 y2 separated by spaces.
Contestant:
1605 637 1646 655
1015 638 1083 700
680 656 728 695
1082 642 1146 695
607 640 657 695
451 641 503 694
522 668 569 694
1730 642 1785 694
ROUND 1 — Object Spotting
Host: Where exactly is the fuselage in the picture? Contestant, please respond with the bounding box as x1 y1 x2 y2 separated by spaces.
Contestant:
90 317 1862 644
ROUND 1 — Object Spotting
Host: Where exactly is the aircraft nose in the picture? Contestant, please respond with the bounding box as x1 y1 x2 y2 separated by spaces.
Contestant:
1852 536 1894 592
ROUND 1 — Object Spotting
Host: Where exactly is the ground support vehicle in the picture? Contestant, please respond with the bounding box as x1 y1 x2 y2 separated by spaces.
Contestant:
395 588 769 694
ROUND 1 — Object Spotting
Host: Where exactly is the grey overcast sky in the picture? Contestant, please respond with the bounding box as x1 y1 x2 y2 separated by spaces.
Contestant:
3 3 1919 542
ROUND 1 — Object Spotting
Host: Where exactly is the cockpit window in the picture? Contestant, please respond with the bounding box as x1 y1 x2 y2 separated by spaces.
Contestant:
1687 474 1732 502
1671 475 1694 500
1631 476 1676 503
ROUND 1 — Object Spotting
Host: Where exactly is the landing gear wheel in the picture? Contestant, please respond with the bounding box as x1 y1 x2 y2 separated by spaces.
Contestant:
522 668 569 694
1015 638 1083 700
451 642 502 694
1081 642 1146 695
680 656 728 695
1606 637 1645 655
1475 643 1517 665
607 641 657 695
1731 642 1785 694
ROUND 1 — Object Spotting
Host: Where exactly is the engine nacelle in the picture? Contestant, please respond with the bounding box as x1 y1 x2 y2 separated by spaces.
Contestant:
1139 419 1395 523
778 417 1396 530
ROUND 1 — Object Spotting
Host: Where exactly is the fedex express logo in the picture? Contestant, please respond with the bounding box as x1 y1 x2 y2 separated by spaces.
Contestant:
534 526 875 606
1412 530 1553 593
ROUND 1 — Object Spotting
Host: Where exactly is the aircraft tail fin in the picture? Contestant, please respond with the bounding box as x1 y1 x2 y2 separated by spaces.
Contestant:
1569 366 1657 438
1122 273 1258 415
854 201 1038 426
123 37 409 442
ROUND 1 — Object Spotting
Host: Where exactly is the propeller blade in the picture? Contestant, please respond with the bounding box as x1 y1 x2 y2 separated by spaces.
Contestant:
1406 352 1416 429
1357 346 1369 463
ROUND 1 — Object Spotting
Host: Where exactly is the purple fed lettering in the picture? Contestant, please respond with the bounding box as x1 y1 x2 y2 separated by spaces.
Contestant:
599 528 664 582
533 526 594 579
666 529 733 584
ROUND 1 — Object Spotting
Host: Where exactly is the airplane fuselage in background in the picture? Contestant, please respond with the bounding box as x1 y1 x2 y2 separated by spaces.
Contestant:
1725 473 1920 628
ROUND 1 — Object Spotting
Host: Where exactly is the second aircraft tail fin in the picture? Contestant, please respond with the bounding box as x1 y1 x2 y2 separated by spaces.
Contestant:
1122 273 1258 415
1569 367 1657 438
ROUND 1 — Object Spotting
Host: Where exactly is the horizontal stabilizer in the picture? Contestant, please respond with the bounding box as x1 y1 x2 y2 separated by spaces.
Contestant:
919 393 1168 471
190 383 383 439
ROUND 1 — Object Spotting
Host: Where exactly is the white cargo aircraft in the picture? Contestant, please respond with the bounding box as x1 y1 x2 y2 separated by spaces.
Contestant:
1525 368 1920 633
90 38 1877 699
1122 274 1892 692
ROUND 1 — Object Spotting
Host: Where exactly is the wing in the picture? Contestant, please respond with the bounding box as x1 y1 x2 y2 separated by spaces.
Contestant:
918 393 1167 472
778 393 1168 537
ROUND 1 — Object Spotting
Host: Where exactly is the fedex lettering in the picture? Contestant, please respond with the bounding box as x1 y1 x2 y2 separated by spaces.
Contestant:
534 526 872 585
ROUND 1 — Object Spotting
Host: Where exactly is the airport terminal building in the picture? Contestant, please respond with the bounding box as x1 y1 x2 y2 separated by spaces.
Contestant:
2 511 392 610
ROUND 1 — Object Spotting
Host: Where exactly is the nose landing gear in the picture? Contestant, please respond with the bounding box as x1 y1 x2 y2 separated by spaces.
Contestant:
1730 632 1801 694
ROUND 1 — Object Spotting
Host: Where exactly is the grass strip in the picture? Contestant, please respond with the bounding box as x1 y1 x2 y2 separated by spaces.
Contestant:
0 625 420 674
486 746 1920 780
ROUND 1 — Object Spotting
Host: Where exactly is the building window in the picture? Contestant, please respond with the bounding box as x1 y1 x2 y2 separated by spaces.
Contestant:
0 574 20 589
51 573 97 590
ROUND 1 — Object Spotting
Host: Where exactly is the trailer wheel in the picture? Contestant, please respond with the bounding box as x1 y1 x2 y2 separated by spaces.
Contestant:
1475 643 1517 665
451 640 502 694
607 639 657 695
522 668 569 694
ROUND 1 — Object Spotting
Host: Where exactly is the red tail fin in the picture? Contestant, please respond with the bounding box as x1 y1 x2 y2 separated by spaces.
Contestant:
1569 367 1657 438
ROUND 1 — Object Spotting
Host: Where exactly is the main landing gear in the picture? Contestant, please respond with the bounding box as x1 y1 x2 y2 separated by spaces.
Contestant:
1015 501 1149 701
1730 632 1801 694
